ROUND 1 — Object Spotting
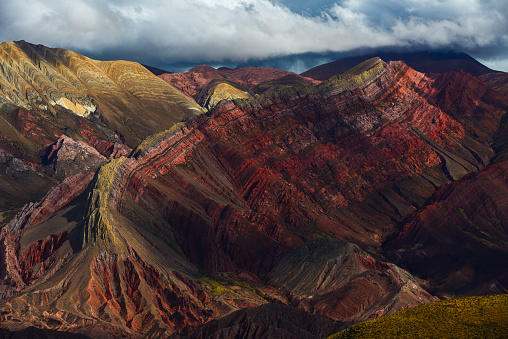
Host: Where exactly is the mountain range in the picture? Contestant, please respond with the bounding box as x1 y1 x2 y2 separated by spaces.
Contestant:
0 40 508 338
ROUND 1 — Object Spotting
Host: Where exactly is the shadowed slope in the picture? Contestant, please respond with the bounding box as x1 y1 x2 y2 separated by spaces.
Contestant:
302 51 495 80
268 239 435 323
169 303 341 339
385 161 508 296
480 72 508 91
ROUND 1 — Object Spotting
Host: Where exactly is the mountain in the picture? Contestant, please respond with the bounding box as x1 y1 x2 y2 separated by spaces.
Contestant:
302 51 496 80
159 65 320 98
0 41 202 148
329 294 508 339
194 79 253 110
480 72 508 91
1 44 508 337
0 40 204 228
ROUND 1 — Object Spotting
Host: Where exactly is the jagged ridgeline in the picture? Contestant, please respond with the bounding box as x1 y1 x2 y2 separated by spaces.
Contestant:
0 40 203 147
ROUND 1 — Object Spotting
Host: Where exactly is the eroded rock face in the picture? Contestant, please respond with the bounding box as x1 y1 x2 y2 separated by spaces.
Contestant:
0 172 95 298
386 160 508 297
268 239 436 323
43 135 107 180
0 59 506 337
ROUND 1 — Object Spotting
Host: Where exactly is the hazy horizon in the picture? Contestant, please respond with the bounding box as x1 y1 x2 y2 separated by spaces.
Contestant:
0 0 507 72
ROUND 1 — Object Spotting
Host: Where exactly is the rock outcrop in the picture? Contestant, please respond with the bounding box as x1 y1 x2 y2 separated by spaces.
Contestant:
43 135 107 180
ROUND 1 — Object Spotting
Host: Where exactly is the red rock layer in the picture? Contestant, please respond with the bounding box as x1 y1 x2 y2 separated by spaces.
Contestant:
268 239 435 323
0 172 95 297
479 72 508 91
159 65 320 97
122 61 501 275
386 160 508 296
85 250 212 333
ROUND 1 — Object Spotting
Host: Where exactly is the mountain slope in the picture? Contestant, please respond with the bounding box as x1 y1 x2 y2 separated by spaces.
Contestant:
385 160 508 296
195 79 253 110
329 294 508 339
302 51 495 81
0 41 202 148
169 303 341 339
0 41 205 225
159 65 320 98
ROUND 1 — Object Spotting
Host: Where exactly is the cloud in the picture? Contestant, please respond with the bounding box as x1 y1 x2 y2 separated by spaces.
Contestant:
0 0 507 71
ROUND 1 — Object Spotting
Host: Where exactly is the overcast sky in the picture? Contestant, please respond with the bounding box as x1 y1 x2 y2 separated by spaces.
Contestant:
0 0 507 72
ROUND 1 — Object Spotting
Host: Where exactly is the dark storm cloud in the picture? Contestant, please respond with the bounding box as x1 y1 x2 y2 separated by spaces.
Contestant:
0 0 507 71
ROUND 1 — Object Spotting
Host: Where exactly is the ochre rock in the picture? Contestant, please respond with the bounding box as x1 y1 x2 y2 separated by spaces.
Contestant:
0 41 203 148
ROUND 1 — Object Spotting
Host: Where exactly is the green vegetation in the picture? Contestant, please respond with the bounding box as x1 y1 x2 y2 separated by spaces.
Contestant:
201 276 238 297
328 294 508 339
0 201 25 227
314 230 330 238
455 208 507 247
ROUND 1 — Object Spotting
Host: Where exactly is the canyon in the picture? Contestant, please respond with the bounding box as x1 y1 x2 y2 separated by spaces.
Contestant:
0 42 507 338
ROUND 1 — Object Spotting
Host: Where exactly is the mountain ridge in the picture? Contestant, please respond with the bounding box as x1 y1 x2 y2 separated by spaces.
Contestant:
302 51 497 80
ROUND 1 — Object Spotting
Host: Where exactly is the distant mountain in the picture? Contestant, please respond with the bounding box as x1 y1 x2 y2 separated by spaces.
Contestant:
159 64 319 97
302 51 496 80
142 64 172 76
